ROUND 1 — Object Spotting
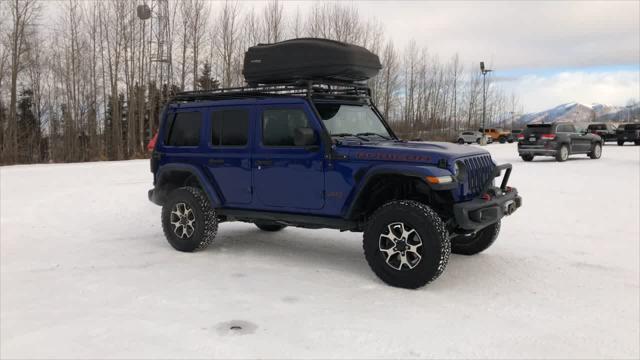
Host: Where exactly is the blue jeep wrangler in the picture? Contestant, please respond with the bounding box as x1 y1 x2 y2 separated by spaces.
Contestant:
148 81 522 288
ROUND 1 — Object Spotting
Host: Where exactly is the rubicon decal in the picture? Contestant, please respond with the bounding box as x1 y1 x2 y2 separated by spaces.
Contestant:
355 152 432 162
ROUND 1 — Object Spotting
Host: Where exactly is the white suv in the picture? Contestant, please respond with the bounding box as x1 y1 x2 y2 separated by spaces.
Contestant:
457 131 492 144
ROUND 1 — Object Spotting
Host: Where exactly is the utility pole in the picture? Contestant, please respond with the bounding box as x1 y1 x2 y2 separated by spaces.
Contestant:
480 62 493 145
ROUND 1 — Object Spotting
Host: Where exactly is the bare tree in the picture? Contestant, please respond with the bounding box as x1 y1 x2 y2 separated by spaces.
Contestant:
4 0 40 163
263 0 283 43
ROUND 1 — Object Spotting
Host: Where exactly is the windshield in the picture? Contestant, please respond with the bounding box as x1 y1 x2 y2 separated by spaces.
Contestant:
314 103 392 139
588 124 606 130
524 124 552 134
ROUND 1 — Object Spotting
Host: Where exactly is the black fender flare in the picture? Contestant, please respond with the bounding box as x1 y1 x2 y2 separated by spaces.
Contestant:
343 164 456 219
154 163 223 207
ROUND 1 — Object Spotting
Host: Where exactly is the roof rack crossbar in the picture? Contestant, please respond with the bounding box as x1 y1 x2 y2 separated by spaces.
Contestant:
170 79 371 104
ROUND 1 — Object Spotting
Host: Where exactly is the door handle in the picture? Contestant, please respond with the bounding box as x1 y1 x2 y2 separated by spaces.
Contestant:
255 160 273 166
208 158 224 165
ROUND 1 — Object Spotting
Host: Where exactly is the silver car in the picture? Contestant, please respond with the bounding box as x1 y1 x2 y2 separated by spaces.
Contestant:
457 131 492 144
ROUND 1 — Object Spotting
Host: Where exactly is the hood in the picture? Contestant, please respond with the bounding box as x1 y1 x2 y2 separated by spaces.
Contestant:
337 140 488 165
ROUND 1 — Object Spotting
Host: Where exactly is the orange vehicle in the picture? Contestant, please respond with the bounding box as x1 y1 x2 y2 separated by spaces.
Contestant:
480 128 513 143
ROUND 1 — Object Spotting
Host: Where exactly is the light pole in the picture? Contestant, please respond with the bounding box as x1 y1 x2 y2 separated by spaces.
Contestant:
480 62 492 145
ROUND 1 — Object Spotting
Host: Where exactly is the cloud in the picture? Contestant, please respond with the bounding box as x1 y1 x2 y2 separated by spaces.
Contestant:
499 69 640 112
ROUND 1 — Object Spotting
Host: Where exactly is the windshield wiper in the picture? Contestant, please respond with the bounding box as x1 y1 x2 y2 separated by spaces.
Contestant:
355 132 391 140
331 133 370 141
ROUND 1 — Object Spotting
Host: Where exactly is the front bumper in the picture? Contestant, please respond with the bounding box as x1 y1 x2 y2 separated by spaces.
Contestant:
453 162 522 230
453 188 522 230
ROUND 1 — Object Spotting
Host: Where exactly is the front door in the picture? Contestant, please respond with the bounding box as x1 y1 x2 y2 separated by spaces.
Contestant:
205 107 253 206
252 105 325 210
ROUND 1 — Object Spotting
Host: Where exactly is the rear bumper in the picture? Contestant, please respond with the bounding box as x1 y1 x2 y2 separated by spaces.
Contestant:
453 188 522 230
518 144 557 155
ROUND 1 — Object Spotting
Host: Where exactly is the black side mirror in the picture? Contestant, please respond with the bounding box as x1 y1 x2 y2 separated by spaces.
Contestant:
294 127 318 150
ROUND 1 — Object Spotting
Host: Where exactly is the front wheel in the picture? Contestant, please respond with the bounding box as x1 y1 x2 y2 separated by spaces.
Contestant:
161 186 218 252
363 200 450 289
457 138 465 144
451 221 501 255
556 144 569 162
588 142 602 159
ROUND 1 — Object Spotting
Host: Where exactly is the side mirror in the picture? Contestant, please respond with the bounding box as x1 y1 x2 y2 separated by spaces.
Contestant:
294 127 318 150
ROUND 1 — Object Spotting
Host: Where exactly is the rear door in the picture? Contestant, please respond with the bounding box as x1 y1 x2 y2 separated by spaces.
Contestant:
205 107 253 206
252 105 325 210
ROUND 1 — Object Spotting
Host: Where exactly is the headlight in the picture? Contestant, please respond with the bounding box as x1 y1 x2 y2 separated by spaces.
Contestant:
454 160 466 182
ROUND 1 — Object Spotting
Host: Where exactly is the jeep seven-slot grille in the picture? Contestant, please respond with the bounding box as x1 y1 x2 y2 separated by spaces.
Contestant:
461 154 495 197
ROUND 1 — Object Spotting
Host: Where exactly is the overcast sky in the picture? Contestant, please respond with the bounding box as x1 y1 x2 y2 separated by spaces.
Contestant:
283 0 640 112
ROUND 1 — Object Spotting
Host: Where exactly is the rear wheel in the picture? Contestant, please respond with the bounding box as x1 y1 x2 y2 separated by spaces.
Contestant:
556 144 569 162
451 221 501 255
520 154 534 162
499 136 506 144
255 222 286 232
161 187 218 252
363 200 450 289
588 142 602 159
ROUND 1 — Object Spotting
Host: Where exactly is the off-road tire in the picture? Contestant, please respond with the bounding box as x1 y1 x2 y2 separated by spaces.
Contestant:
363 200 450 289
618 140 624 146
255 222 287 232
161 186 218 252
451 221 501 255
556 144 569 162
521 154 534 162
588 142 602 159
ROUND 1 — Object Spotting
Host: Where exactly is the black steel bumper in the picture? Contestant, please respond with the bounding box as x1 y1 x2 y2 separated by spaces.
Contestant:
453 189 522 230
453 162 522 230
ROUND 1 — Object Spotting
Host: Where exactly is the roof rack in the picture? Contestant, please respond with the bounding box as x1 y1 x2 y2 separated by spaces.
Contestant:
170 79 372 104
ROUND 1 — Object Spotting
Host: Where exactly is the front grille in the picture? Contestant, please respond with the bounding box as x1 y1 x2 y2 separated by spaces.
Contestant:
461 154 495 198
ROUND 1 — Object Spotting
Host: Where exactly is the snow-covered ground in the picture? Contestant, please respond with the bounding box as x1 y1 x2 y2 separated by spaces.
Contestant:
1 143 639 359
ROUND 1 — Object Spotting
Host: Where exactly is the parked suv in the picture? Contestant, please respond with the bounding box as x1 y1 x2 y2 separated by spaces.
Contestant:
587 123 617 143
456 131 492 144
148 81 522 289
616 123 640 146
481 128 512 143
517 122 603 162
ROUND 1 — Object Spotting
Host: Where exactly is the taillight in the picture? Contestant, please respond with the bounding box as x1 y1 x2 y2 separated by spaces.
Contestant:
516 134 524 140
541 134 556 140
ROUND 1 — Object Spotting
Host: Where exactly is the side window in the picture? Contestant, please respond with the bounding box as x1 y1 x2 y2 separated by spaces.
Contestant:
165 112 202 146
557 124 572 133
567 124 576 133
211 109 249 146
262 108 310 147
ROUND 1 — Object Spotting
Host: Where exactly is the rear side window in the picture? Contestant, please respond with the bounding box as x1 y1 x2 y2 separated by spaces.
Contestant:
165 112 202 146
262 109 310 146
211 109 249 146
524 124 552 134
556 124 575 133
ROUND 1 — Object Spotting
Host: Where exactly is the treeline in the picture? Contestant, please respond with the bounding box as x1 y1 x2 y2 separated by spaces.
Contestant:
0 0 521 165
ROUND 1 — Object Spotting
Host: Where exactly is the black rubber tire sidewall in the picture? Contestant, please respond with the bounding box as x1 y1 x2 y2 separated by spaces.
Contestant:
521 154 534 162
451 221 501 255
161 187 217 252
589 143 602 159
363 200 450 289
556 144 568 162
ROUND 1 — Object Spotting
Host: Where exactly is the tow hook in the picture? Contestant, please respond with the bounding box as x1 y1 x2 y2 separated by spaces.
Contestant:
503 200 516 215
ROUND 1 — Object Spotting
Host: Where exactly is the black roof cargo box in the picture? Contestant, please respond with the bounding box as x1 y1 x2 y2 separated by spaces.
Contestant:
243 38 381 85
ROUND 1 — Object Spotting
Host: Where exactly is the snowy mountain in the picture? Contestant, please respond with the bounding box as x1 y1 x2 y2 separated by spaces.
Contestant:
518 102 639 125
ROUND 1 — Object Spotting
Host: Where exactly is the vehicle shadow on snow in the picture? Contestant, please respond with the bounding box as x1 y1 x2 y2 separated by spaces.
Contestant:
204 225 376 282
197 224 510 291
